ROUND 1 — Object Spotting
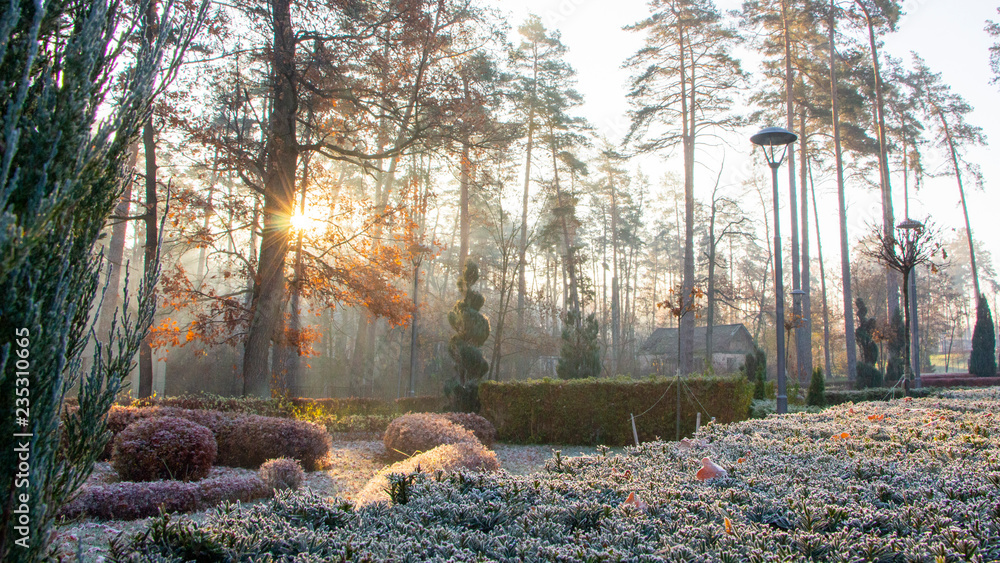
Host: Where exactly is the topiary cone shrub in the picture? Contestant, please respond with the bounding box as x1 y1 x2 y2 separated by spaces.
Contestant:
806 367 826 407
112 417 217 482
969 295 997 377
446 261 490 412
383 413 479 459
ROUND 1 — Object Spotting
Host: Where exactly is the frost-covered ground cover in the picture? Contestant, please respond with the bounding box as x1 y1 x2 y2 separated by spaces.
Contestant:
53 442 597 560
108 390 1000 562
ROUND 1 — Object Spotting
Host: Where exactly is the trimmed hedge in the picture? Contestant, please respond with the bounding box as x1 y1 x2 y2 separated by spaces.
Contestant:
395 395 448 413
103 407 330 470
479 376 752 445
920 374 1000 387
824 386 937 406
59 472 270 521
130 395 396 417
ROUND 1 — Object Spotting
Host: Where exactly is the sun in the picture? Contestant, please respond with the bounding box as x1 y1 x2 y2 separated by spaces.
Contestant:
289 210 320 232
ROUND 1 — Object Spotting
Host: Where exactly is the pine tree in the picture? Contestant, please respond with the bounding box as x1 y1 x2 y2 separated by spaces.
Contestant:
447 262 490 411
969 296 997 377
806 367 826 407
626 0 745 376
557 311 601 379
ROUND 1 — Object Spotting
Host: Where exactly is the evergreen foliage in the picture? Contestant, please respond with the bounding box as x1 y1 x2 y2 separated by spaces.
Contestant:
886 308 906 381
740 347 766 382
0 0 201 558
856 361 884 389
753 367 767 401
557 311 601 379
855 298 883 389
855 298 879 365
969 295 997 377
446 262 490 412
806 367 826 407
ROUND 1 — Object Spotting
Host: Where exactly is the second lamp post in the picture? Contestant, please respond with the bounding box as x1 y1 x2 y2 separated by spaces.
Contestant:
751 127 798 414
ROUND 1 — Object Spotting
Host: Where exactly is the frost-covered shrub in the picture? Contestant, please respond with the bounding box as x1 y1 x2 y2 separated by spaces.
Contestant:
259 458 305 492
102 406 330 469
355 441 499 506
441 412 496 448
112 417 216 482
117 390 1000 561
59 472 270 521
383 413 478 458
220 413 330 470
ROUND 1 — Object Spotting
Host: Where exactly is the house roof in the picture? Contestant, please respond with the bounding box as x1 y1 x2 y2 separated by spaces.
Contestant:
639 324 755 357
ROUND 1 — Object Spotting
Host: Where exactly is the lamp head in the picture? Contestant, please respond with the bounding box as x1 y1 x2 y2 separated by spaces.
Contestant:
750 127 798 147
751 127 798 167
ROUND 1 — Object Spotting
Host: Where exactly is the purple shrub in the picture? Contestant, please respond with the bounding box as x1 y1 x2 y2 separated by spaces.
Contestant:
441 412 496 448
102 406 330 470
259 458 305 491
112 417 217 482
60 473 270 520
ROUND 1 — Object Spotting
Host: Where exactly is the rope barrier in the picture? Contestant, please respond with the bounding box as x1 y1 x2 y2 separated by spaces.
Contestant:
631 377 677 419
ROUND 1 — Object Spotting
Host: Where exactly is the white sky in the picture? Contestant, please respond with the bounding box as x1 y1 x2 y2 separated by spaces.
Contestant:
495 0 1000 286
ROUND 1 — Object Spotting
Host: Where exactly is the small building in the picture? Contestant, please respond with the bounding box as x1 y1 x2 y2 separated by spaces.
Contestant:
638 323 755 374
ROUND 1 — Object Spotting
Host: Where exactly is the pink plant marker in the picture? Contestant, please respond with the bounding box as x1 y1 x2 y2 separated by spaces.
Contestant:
622 491 647 510
696 457 727 481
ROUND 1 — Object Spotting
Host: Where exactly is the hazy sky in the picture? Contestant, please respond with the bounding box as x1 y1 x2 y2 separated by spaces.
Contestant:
496 0 1000 286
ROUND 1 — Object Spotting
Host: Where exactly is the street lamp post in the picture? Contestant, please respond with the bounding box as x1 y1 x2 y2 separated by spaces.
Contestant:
751 127 798 414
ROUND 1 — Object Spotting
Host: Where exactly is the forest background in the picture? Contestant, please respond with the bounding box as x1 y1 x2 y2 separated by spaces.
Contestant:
92 0 1000 401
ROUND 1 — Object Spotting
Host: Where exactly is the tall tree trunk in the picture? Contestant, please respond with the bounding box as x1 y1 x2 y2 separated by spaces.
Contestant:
517 47 538 351
798 109 812 382
243 0 298 397
857 1 899 317
549 121 580 318
936 108 981 301
138 113 157 399
137 0 159 399
285 154 309 396
458 138 471 268
706 194 717 371
781 0 803 385
678 22 695 376
829 2 858 382
97 145 137 340
196 146 220 288
810 160 833 381
610 176 621 372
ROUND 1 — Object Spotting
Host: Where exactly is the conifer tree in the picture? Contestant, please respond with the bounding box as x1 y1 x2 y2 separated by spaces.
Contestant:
969 296 997 377
0 1 201 559
557 311 601 379
806 367 826 407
